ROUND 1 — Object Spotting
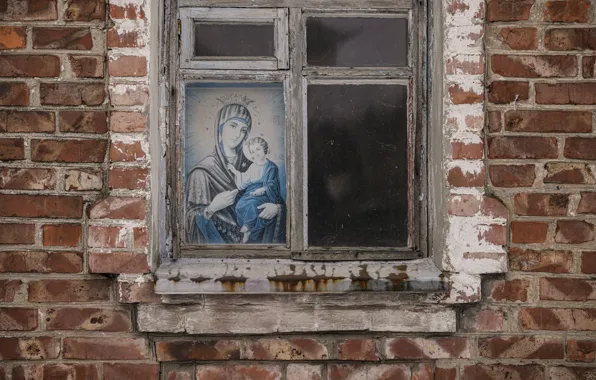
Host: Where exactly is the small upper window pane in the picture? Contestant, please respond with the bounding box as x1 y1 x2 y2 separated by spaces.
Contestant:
306 17 408 67
194 22 275 58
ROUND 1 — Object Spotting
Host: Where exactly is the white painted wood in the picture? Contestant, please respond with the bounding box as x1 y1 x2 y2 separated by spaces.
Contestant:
179 0 414 9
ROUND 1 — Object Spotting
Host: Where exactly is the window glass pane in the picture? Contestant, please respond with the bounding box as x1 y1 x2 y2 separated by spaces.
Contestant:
306 17 408 67
307 84 409 247
194 23 275 57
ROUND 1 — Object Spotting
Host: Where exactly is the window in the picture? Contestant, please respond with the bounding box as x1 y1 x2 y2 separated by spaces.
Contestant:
165 0 428 261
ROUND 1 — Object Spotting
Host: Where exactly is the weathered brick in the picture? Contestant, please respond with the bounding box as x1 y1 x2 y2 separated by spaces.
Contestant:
42 224 81 247
462 308 505 332
578 192 596 214
89 197 146 219
109 167 148 190
110 111 147 132
0 224 35 244
514 193 569 216
110 140 147 162
488 81 529 104
411 363 433 380
107 28 145 48
338 339 379 361
537 83 596 105
64 169 103 191
489 164 535 187
0 280 21 301
555 220 595 244
491 55 577 78
286 364 323 380
544 162 594 184
63 337 150 360
0 251 83 273
46 307 131 331
33 28 92 50
28 279 111 302
0 337 59 360
544 0 591 22
488 137 558 159
487 0 534 21
550 366 596 379
505 110 592 133
118 280 160 303
59 111 107 133
163 366 194 380
88 252 149 274
0 26 26 50
447 166 485 187
32 139 107 163
329 364 410 380
436 367 457 380
487 111 502 132
519 308 596 330
88 225 127 248
451 142 484 160
584 56 596 78
40 83 105 106
0 308 37 331
0 138 24 160
541 278 596 301
1 0 58 21
0 82 28 105
12 364 99 380
0 168 56 190
567 340 596 362
564 138 596 160
196 365 282 380
509 248 573 273
489 279 528 302
461 364 544 380
446 55 485 76
0 56 60 77
478 336 564 359
0 111 55 133
385 337 470 359
64 0 106 21
247 338 328 360
545 28 596 51
448 84 483 104
109 55 148 77
156 340 240 361
133 227 147 248
480 224 507 246
110 4 146 20
498 28 538 50
103 364 159 380
69 55 104 78
582 251 596 273
109 84 149 106
511 221 548 243
0 195 82 218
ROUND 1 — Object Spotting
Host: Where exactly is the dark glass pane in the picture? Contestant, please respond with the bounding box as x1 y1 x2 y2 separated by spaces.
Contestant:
306 17 408 67
307 84 409 247
194 23 275 57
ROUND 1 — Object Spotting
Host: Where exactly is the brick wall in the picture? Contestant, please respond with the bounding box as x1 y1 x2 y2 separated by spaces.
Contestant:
0 0 595 379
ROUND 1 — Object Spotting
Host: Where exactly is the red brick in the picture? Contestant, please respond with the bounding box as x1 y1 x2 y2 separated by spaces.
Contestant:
545 0 591 22
89 197 146 219
541 278 596 301
498 28 537 50
110 4 146 20
449 195 481 216
509 248 573 273
338 339 379 361
564 138 596 159
88 252 149 274
164 366 194 380
40 83 105 106
118 280 160 303
464 308 505 332
0 82 28 105
110 111 147 132
514 193 569 216
63 337 150 360
110 140 147 162
447 166 485 187
88 226 127 248
451 142 484 159
488 81 529 104
550 366 596 379
0 337 59 360
109 55 148 77
0 251 83 273
32 139 107 163
134 227 147 248
109 84 149 106
69 55 104 78
109 167 148 190
329 364 410 380
487 0 535 21
582 251 596 273
480 224 507 245
545 28 596 51
0 138 24 160
42 224 81 247
436 368 457 380
489 164 535 187
555 220 595 243
0 195 82 218
511 221 548 243
445 55 485 75
567 340 596 362
0 308 37 331
478 336 564 359
0 224 35 244
2 0 58 21
487 111 502 132
0 111 55 132
156 340 241 361
0 26 26 50
59 111 107 133
462 364 544 380
584 56 596 78
64 0 106 21
247 338 328 360
46 307 131 331
287 364 323 380
505 110 592 133
12 364 99 380
107 28 145 48
411 363 433 380
385 337 469 359
196 365 282 380
0 55 60 77
103 364 159 380
520 307 596 331
448 84 483 104
578 192 596 214
492 55 577 78
0 280 21 301
489 279 529 302
544 162 593 184
537 83 596 105
488 137 558 159
28 279 111 302
33 28 92 50
64 168 103 191
0 166 54 188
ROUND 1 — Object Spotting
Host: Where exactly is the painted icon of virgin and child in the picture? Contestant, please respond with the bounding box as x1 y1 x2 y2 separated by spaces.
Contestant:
185 103 286 245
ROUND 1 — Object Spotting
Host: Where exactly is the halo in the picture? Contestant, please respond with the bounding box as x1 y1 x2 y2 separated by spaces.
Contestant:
216 93 256 107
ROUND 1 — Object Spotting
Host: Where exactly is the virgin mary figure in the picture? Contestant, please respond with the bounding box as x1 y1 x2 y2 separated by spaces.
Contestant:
185 103 286 244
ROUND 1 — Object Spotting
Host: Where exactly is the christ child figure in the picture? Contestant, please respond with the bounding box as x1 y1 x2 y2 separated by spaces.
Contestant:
227 137 283 243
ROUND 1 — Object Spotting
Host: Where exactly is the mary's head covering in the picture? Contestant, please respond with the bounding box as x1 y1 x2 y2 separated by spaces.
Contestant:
215 103 253 166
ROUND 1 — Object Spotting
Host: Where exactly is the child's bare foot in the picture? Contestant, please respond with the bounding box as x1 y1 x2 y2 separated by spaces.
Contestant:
242 230 251 243
240 225 248 233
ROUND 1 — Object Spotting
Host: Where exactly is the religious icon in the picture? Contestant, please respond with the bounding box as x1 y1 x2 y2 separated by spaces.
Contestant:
183 83 287 245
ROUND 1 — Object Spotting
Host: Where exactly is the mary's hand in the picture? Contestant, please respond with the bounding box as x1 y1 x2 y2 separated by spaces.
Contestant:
209 189 239 212
257 203 279 220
